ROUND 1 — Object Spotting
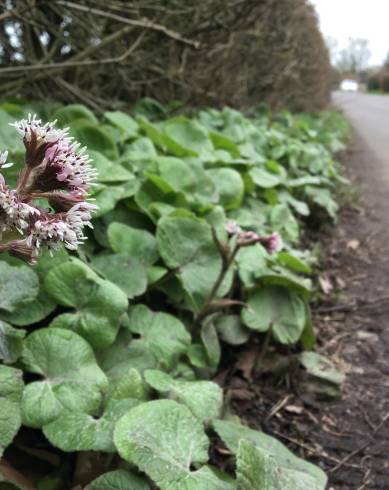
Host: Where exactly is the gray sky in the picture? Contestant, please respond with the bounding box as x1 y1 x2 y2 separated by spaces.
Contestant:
310 0 389 66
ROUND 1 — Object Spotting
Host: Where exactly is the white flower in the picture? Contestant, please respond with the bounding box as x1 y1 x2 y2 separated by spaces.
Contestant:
0 151 13 169
26 202 96 256
26 215 81 255
45 141 97 192
10 113 70 146
0 187 40 233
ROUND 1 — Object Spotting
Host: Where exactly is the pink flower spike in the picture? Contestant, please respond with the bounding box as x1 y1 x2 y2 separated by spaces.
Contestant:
260 232 283 254
226 220 242 236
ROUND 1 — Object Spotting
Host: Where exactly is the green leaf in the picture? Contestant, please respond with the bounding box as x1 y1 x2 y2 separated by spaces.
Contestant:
249 168 282 188
163 117 213 157
0 365 23 456
236 244 268 288
45 259 128 349
91 254 147 299
214 315 250 346
207 168 244 210
0 110 25 153
277 252 312 274
70 120 119 160
43 399 139 452
258 268 312 296
0 291 56 327
127 305 191 369
21 328 108 428
134 98 167 119
0 262 39 313
0 320 25 363
121 137 157 169
114 400 210 489
209 131 241 158
305 186 338 219
85 470 150 490
298 352 345 385
214 420 327 489
242 286 306 344
104 111 139 139
90 150 134 183
98 327 156 383
107 223 158 265
236 440 325 490
157 216 232 310
201 319 221 368
154 156 196 193
144 370 223 423
92 181 140 218
270 204 299 242
54 104 98 126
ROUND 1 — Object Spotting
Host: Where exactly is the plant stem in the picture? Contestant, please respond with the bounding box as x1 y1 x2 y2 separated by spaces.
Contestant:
191 243 240 332
16 167 32 195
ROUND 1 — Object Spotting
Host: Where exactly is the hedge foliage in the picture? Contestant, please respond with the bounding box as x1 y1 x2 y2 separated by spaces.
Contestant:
0 0 331 111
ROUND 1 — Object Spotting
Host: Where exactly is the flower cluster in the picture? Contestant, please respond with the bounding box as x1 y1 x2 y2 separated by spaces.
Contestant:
0 115 97 264
225 220 283 254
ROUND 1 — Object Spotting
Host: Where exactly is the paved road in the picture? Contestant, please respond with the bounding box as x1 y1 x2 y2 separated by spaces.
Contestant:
333 91 389 217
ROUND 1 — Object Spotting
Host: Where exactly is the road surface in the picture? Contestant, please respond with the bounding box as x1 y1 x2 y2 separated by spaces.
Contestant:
333 91 389 222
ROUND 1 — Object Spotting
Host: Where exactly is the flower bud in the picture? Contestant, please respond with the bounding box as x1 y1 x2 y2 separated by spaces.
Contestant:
7 239 37 265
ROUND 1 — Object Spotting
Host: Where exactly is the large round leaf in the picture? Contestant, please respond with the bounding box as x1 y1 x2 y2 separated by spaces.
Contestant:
156 216 232 310
91 254 147 299
114 400 210 489
45 259 128 349
21 328 108 428
108 222 158 265
0 291 56 327
0 365 23 456
0 262 39 313
207 168 244 209
104 111 139 139
144 370 222 423
90 150 134 183
241 286 306 344
43 399 139 453
127 305 191 369
0 321 25 364
163 117 213 157
70 120 119 160
54 104 98 126
85 470 149 490
213 419 327 488
237 440 325 490
154 156 196 193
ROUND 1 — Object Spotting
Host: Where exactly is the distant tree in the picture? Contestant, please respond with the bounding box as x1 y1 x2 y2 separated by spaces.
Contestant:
325 36 339 66
336 38 371 74
383 50 389 69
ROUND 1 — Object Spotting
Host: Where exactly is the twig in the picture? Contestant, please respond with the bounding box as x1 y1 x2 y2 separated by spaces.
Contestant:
265 394 292 422
329 411 389 473
55 1 201 48
272 430 360 468
316 296 389 314
356 469 372 490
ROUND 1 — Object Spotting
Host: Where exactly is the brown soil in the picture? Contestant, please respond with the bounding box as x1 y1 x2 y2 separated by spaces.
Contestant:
219 136 389 489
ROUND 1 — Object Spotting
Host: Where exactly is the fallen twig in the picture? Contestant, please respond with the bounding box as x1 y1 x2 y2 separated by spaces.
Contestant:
329 411 389 473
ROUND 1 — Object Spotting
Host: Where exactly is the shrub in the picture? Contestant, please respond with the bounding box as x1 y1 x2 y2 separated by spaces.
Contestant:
0 0 331 112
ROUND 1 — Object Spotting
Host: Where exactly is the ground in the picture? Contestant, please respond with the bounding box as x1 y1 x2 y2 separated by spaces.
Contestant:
217 94 389 489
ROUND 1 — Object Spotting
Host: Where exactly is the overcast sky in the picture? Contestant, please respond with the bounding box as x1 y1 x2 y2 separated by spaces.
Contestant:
310 0 389 66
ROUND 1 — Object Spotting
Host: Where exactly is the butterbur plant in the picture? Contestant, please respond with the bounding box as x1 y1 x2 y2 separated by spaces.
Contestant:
0 115 97 263
0 102 347 489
